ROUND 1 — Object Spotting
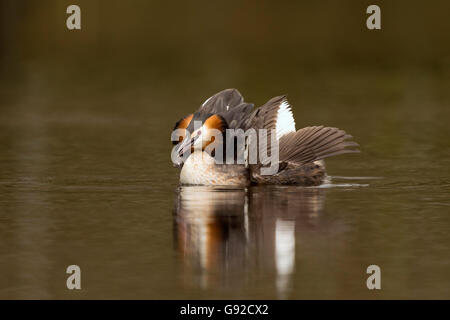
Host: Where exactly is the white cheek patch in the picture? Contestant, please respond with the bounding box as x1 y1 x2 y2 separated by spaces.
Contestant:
193 137 203 149
192 125 207 150
275 100 296 140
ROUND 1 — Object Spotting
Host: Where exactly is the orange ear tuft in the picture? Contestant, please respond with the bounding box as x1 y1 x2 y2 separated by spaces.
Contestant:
174 114 193 130
173 114 193 145
204 114 227 132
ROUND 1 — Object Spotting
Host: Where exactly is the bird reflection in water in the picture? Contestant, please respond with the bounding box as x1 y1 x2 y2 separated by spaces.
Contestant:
173 185 326 298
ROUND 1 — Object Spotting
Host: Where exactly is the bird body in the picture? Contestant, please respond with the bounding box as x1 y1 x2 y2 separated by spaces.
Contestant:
172 89 359 186
180 151 250 186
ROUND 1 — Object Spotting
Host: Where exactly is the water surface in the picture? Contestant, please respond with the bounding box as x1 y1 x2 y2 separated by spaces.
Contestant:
1 69 449 299
1 1 449 299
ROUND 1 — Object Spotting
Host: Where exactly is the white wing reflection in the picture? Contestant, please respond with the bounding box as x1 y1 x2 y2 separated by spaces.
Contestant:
173 185 327 297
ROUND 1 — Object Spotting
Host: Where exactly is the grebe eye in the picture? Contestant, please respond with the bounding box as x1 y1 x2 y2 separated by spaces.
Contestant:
198 130 202 135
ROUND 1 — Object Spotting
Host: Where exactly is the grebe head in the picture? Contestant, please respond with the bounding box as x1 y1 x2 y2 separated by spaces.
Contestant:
172 112 228 160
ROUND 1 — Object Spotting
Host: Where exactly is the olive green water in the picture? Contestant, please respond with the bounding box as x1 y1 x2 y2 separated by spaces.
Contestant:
1 1 450 299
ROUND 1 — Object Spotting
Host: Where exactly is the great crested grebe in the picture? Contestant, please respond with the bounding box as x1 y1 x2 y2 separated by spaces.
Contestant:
171 89 359 186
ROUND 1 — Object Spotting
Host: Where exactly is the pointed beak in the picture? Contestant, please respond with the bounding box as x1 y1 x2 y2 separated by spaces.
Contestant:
177 134 200 157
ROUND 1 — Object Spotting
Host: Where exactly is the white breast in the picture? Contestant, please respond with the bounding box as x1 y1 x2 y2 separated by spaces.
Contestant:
180 152 249 186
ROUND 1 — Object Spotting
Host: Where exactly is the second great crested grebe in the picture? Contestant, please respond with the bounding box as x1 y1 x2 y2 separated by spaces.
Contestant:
171 89 359 186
